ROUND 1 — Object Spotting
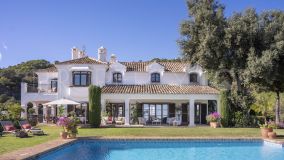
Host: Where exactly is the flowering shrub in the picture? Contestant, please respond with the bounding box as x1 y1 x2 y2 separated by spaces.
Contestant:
57 117 70 132
57 116 79 136
206 112 221 122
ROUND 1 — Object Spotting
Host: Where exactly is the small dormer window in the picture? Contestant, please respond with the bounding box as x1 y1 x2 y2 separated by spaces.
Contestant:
151 73 160 83
189 73 198 83
113 72 122 83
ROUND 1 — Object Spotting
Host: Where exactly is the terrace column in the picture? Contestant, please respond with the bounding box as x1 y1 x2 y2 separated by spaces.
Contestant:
188 98 195 127
124 99 130 125
217 98 221 114
101 99 106 114
43 106 47 123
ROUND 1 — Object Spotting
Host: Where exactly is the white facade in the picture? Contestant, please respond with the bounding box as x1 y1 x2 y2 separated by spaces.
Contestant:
21 46 219 126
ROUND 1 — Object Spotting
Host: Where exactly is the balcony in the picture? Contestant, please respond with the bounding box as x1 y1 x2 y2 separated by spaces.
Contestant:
26 84 57 93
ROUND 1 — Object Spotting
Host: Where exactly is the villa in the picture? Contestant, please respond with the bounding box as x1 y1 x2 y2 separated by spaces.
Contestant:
20 46 220 126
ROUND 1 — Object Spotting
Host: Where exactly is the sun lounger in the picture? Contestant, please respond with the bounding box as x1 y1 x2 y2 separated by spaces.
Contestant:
18 120 45 135
0 121 17 134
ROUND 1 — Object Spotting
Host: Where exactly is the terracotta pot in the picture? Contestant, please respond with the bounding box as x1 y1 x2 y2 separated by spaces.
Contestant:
261 128 273 138
210 122 219 128
68 133 77 139
268 132 277 139
60 131 68 139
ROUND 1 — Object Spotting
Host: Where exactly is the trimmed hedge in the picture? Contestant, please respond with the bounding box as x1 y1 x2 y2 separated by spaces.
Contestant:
88 85 101 128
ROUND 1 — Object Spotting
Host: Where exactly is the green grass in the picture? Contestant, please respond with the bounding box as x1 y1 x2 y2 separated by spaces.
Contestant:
0 126 284 155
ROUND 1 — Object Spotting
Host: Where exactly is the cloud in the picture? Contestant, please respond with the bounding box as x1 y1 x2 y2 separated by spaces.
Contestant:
0 52 2 61
2 43 7 50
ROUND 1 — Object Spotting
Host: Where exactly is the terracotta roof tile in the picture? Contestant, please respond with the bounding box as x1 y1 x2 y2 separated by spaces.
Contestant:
102 84 219 95
120 62 188 72
55 57 105 65
36 66 57 72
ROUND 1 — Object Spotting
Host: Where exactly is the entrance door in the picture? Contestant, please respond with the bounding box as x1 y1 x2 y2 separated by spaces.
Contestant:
181 104 188 125
194 103 207 125
200 104 207 124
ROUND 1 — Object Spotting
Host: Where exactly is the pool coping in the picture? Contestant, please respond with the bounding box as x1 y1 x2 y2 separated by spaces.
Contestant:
1 137 283 160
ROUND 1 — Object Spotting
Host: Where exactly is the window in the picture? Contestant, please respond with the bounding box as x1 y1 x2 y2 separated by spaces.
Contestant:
142 104 168 121
50 78 57 92
113 72 122 83
151 73 160 83
72 71 91 86
189 73 198 83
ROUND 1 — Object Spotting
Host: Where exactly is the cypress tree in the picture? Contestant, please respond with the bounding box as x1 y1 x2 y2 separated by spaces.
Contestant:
88 85 101 128
221 90 230 127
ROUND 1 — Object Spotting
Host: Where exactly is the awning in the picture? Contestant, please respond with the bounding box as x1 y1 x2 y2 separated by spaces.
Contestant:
43 98 80 106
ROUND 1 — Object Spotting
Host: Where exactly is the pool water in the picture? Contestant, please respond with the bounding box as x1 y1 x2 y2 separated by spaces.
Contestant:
36 140 284 160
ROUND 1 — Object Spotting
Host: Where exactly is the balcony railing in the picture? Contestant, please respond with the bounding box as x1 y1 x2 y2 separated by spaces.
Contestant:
27 84 57 93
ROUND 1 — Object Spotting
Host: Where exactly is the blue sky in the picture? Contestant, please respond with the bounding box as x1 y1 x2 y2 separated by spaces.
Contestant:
0 0 284 68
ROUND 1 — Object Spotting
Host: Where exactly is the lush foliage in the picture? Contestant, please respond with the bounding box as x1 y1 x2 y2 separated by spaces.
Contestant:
259 121 277 129
206 112 221 122
0 102 24 122
0 60 52 105
88 85 101 128
179 0 284 127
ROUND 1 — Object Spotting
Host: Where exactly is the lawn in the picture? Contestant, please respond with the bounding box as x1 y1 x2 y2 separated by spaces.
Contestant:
0 125 284 155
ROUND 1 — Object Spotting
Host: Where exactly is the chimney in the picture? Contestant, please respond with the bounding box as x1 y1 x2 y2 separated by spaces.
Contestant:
71 47 79 60
72 47 86 59
110 54 117 63
98 46 107 62
78 50 86 58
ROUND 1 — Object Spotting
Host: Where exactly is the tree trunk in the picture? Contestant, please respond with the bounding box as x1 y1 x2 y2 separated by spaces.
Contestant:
275 91 281 124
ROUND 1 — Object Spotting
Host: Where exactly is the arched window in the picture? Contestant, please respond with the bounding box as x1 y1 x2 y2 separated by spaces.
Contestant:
151 73 160 83
189 73 198 83
113 72 122 83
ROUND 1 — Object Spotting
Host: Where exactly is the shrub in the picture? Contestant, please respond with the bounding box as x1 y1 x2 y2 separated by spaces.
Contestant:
88 85 101 128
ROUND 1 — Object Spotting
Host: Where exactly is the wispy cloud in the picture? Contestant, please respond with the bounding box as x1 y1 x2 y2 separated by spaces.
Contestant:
0 52 2 61
2 42 8 50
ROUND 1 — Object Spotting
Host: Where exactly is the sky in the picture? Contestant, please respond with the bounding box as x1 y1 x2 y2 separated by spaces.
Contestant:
1 0 284 68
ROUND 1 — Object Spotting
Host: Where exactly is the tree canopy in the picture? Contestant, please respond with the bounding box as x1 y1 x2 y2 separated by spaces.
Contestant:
179 0 284 125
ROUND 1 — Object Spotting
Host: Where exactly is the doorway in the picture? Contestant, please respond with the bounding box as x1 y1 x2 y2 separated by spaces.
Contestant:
181 103 188 125
194 103 207 124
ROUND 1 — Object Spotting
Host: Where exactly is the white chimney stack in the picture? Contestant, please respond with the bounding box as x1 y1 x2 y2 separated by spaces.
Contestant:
98 46 107 62
110 54 117 63
71 47 86 60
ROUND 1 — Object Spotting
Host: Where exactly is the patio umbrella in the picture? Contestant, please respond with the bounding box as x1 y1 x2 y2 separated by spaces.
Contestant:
43 98 80 106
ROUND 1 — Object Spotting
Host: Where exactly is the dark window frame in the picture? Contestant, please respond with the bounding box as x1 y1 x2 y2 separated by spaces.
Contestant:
113 72 122 83
50 78 58 92
151 73 160 83
189 73 198 83
72 71 91 87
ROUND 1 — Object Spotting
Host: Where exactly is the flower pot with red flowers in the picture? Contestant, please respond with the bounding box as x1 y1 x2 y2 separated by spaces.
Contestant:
206 112 221 128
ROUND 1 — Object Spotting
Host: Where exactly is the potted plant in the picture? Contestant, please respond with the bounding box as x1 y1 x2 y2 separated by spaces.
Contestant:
259 121 277 139
57 117 70 139
206 112 221 128
66 116 79 139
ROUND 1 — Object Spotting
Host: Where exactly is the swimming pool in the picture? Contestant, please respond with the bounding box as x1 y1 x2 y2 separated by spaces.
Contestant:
35 139 284 160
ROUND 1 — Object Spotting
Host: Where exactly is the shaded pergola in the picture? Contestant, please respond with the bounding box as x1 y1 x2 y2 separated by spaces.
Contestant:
42 98 87 124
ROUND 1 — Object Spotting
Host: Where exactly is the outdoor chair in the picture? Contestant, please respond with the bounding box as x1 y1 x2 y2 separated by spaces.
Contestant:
18 120 45 135
115 117 125 125
152 118 162 125
138 117 146 125
0 121 17 134
167 117 175 126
